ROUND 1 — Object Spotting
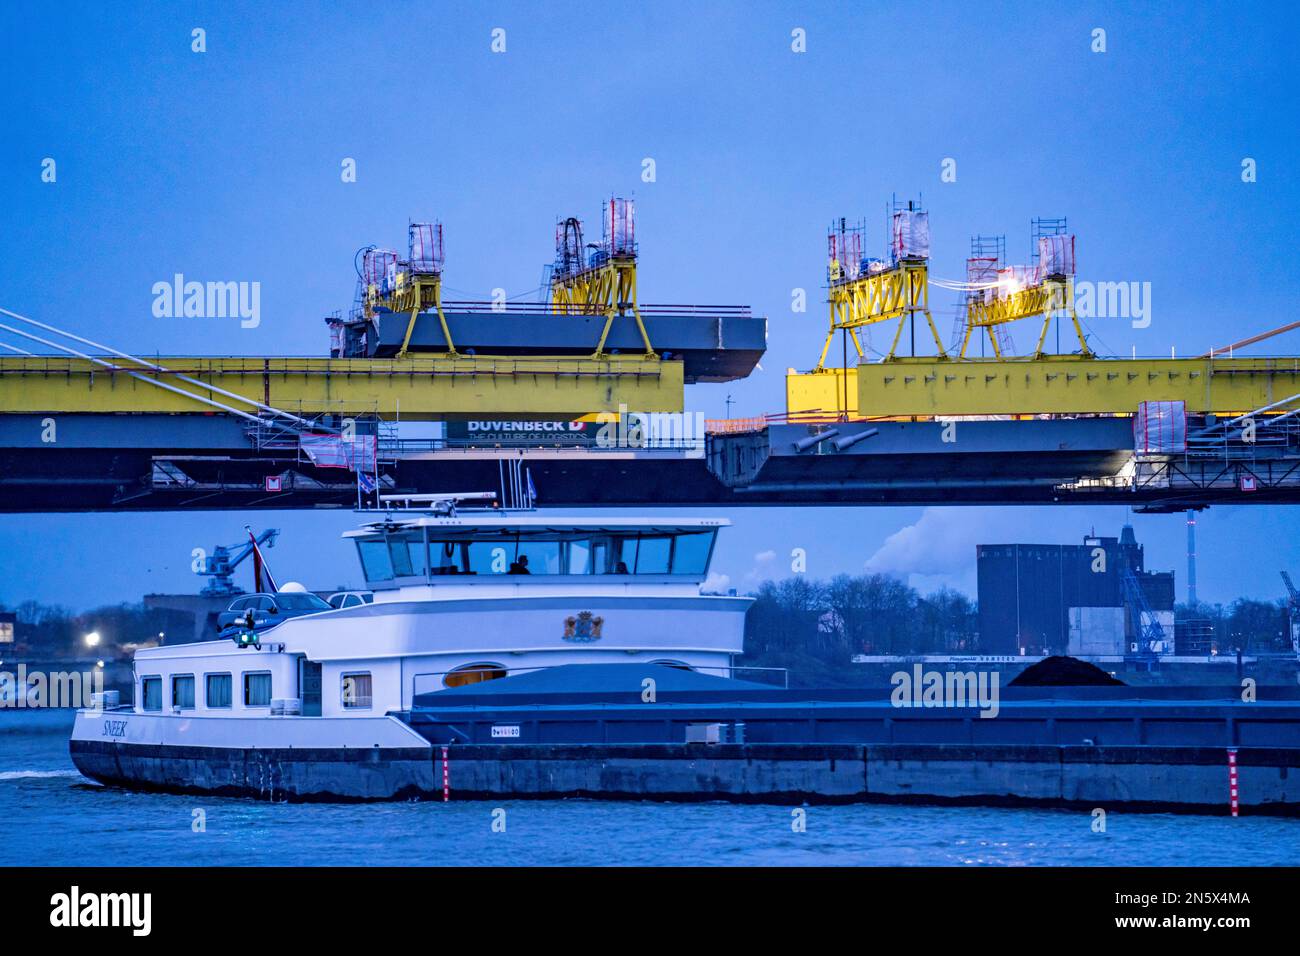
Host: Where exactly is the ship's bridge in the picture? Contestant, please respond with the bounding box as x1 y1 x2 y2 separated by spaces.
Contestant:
343 516 726 588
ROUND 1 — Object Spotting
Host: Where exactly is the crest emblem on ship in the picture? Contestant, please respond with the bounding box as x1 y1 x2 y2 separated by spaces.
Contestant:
563 611 604 642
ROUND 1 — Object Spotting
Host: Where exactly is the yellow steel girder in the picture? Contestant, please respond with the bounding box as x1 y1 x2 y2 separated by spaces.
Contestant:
549 256 655 359
845 356 1300 417
816 260 947 368
0 355 685 419
784 366 859 420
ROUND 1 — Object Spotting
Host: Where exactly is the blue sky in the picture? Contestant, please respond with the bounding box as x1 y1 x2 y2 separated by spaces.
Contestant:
1 1 1299 611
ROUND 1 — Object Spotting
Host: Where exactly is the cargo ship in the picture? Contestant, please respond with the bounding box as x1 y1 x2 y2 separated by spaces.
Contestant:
69 497 1300 813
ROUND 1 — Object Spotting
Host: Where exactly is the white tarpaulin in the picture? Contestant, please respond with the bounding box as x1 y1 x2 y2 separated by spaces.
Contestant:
1134 401 1187 454
299 433 378 472
891 210 930 260
409 222 443 274
1038 234 1077 276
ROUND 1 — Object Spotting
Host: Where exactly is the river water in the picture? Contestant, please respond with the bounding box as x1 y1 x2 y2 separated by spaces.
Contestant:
4 711 1296 866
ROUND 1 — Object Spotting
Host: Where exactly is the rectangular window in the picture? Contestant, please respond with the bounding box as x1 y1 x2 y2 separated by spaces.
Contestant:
357 539 394 582
341 672 373 709
243 672 272 707
388 534 416 577
429 539 464 575
633 535 672 574
466 540 508 575
566 539 591 575
205 673 232 709
513 537 562 575
670 530 716 575
141 676 162 712
171 674 195 710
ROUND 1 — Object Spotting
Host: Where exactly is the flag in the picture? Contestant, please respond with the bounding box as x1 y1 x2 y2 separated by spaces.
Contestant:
525 468 537 504
247 528 279 594
358 472 376 494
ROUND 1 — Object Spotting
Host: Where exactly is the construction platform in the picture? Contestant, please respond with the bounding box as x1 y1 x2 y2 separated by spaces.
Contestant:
788 355 1300 418
366 304 765 384
0 355 685 418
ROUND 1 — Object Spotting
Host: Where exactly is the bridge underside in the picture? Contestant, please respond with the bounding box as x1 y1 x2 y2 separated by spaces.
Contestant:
2 415 1299 513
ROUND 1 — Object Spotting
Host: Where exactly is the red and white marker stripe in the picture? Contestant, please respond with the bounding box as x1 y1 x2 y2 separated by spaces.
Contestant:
442 746 450 802
1227 749 1237 816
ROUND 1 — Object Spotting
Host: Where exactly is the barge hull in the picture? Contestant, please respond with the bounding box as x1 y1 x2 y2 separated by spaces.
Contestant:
69 739 1300 814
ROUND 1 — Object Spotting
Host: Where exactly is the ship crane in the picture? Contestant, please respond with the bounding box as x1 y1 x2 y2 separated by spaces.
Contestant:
548 197 656 360
199 528 280 597
814 202 948 369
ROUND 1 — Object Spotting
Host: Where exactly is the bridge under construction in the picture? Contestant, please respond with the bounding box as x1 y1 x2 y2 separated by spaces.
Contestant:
4 196 1300 514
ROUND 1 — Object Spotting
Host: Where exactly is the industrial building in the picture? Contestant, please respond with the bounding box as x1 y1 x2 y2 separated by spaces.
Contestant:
977 525 1175 657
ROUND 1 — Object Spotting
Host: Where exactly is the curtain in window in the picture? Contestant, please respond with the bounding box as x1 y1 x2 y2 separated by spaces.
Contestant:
172 675 195 709
244 672 272 706
343 673 373 708
206 674 232 708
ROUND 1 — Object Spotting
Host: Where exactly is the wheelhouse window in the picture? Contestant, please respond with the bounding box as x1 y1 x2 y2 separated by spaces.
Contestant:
357 539 394 582
171 674 195 710
206 673 232 709
243 672 272 707
668 530 715 575
356 527 718 581
430 539 463 575
629 536 671 574
141 676 162 712
341 672 373 709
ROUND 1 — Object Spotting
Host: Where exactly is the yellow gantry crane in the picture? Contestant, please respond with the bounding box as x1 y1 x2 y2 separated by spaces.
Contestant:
549 198 656 360
958 228 1092 360
815 208 948 370
363 222 457 359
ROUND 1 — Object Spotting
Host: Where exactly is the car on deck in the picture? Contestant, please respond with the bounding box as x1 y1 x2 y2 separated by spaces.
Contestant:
215 591 333 639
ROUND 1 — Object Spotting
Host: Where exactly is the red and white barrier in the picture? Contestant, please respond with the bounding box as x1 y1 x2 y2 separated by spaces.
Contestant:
441 746 450 803
1227 749 1237 816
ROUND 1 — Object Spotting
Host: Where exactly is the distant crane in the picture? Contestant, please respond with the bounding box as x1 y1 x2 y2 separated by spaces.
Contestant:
1122 564 1169 659
199 529 279 597
1280 571 1300 660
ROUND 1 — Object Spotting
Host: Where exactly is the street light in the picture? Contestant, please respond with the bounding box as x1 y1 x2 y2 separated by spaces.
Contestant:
84 631 101 648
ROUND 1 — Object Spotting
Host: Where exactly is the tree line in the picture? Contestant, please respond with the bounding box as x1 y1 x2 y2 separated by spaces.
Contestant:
737 575 1295 685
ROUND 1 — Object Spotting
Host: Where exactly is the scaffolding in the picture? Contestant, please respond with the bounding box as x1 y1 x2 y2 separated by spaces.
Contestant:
958 217 1091 360
949 235 1007 356
548 197 655 359
814 201 948 370
360 223 456 359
